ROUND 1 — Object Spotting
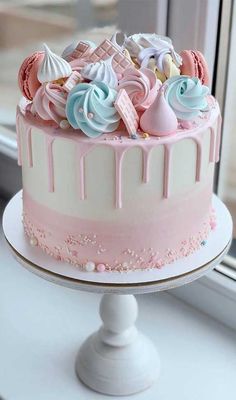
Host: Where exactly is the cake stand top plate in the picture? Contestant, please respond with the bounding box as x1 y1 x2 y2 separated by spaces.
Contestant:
3 191 232 294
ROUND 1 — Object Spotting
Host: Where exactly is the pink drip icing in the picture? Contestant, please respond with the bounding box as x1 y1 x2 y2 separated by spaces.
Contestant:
209 127 215 163
115 147 126 208
215 114 222 162
76 142 92 200
193 137 202 182
45 136 55 192
26 127 33 167
18 97 220 208
142 146 152 183
16 113 22 166
163 144 172 198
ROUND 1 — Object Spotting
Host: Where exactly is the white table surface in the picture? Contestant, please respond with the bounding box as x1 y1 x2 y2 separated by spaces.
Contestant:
0 203 236 400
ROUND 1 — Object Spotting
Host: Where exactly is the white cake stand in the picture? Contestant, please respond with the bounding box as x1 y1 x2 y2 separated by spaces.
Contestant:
2 191 232 396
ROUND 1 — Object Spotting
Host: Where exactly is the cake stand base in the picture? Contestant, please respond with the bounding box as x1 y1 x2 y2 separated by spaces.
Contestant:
2 192 232 396
76 294 160 396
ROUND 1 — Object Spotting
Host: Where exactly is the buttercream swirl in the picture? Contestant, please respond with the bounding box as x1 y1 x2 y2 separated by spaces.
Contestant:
66 81 120 137
164 76 209 120
138 48 181 80
124 33 182 66
33 82 67 124
81 57 118 89
118 67 161 110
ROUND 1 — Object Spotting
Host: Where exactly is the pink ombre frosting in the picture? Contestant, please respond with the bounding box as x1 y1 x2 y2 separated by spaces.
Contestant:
23 186 215 271
33 82 67 124
70 57 91 73
118 67 161 110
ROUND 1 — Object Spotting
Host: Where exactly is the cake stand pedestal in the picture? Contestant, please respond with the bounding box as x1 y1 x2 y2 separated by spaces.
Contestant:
2 192 232 396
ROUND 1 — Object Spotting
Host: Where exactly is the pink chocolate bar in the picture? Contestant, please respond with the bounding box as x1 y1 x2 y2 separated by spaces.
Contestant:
89 39 132 74
63 71 81 92
115 89 139 135
67 41 92 62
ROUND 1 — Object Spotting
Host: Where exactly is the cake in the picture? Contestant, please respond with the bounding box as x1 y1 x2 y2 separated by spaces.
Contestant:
16 33 220 273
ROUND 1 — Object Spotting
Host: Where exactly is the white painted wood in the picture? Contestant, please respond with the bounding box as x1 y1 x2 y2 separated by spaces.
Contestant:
75 294 160 395
117 0 168 35
2 191 232 294
168 0 220 87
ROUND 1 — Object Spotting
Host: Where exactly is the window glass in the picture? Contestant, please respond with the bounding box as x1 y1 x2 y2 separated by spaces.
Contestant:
0 0 118 126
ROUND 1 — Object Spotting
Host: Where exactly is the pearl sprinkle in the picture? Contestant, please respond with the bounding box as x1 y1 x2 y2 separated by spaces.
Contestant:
30 236 38 247
60 119 70 129
96 263 106 272
85 261 96 272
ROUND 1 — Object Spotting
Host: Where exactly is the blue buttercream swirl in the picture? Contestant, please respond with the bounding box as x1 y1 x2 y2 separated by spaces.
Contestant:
164 76 209 120
66 81 120 137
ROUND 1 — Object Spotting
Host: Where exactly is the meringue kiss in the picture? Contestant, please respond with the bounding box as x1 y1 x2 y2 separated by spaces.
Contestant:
140 89 178 136
38 43 72 83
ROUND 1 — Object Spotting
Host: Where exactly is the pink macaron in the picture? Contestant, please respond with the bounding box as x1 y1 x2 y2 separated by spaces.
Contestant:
18 51 45 100
180 50 210 86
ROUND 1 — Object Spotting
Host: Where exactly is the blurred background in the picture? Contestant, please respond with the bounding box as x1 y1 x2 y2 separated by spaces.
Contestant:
0 0 235 274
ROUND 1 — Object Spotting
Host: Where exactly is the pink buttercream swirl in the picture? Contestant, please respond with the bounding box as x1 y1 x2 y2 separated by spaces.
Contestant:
70 57 91 73
33 82 67 125
118 67 161 111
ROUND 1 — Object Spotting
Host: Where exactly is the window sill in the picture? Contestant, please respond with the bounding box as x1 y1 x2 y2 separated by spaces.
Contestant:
171 268 236 331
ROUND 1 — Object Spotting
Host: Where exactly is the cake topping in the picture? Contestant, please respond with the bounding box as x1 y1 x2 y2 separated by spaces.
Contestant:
37 43 72 83
66 81 120 137
140 89 178 136
18 51 45 100
61 40 96 61
81 56 118 89
119 67 161 110
18 33 212 133
164 75 209 120
33 82 67 125
124 33 182 65
180 50 210 86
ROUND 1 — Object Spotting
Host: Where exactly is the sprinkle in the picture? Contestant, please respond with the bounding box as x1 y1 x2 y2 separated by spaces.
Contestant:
87 112 94 119
59 119 70 129
142 132 149 139
85 261 96 272
201 240 207 246
130 132 138 140
30 236 38 247
96 263 106 272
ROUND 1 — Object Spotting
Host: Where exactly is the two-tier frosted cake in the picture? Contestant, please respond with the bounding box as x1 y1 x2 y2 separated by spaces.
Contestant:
16 32 220 273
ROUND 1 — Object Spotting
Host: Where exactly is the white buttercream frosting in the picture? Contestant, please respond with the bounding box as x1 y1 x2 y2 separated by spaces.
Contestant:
38 43 72 83
81 57 118 89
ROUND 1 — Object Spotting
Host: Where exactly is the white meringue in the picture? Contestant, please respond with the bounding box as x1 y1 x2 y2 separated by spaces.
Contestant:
81 56 118 89
38 43 72 83
124 33 182 67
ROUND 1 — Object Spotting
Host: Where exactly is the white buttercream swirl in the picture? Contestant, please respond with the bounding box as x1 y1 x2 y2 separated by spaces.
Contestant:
124 33 182 67
38 43 72 83
80 57 118 89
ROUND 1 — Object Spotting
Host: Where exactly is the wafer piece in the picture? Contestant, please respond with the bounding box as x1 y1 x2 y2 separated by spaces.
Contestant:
114 89 139 135
67 41 92 62
63 71 82 92
89 39 132 74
